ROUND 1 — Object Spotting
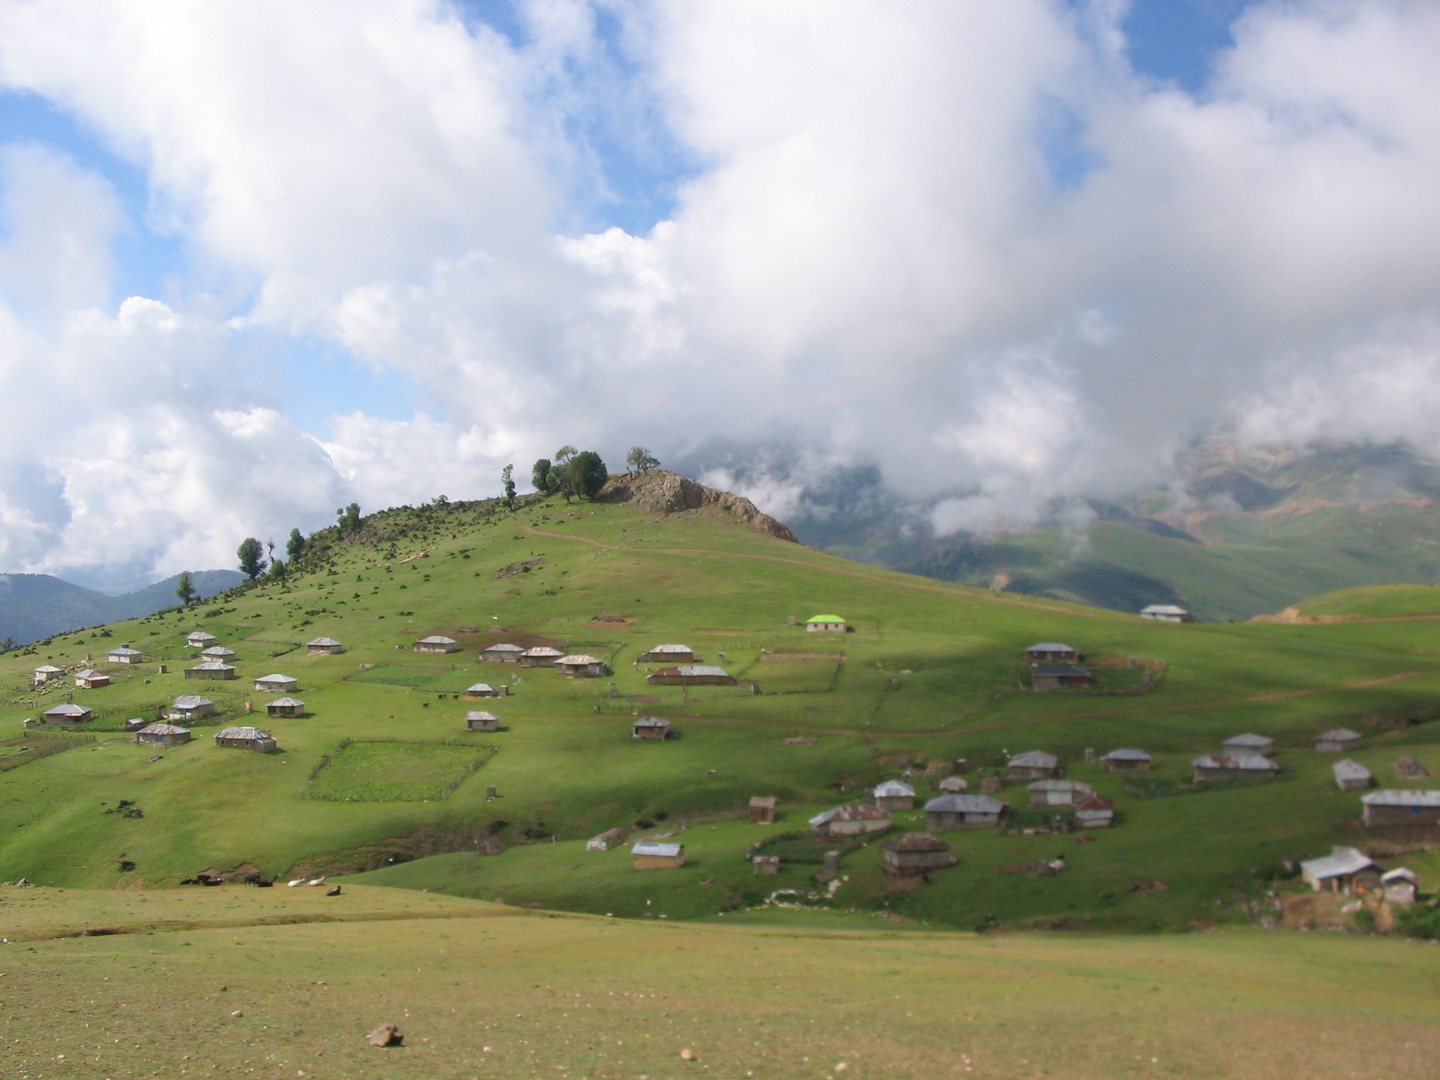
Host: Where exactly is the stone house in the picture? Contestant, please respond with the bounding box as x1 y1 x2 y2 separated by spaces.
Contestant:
1030 666 1093 691
168 695 217 721
1007 750 1061 780
808 805 891 837
874 780 916 812
749 796 777 824
266 697 306 718
882 833 955 877
924 794 1008 831
637 644 695 663
1223 733 1275 755
632 716 671 740
1315 728 1363 753
306 637 345 655
1100 748 1151 771
187 631 218 650
414 635 459 654
133 723 191 748
254 674 299 693
1025 642 1079 663
466 711 500 732
201 646 237 662
107 646 143 664
214 726 276 752
482 643 526 663
1333 759 1373 791
518 647 563 667
556 654 610 677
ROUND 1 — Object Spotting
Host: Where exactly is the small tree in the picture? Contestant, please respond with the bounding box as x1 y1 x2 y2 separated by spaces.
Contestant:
175 571 198 607
286 528 306 560
531 458 553 493
237 537 266 579
626 446 659 475
501 464 516 508
568 451 609 500
337 502 361 536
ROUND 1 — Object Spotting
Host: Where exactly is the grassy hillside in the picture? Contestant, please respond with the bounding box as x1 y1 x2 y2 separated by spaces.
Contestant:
3 479 1440 934
3 884 1438 1079
1296 583 1440 619
0 568 243 645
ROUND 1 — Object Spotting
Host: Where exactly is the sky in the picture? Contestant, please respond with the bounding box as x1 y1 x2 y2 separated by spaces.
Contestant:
0 0 1436 589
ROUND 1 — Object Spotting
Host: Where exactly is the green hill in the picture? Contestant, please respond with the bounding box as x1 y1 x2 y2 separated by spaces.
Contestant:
0 568 243 645
1296 583 1440 619
2 469 1439 935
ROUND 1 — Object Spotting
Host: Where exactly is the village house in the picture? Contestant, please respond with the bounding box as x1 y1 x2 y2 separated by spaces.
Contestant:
517 646 563 667
201 646 237 662
187 631 219 650
1192 753 1279 782
936 776 968 793
752 855 780 875
466 711 500 732
482 643 526 663
266 697 306 718
586 827 628 851
632 716 671 740
124 717 147 732
637 644 695 663
805 614 847 633
1333 759 1373 791
924 794 1008 831
42 703 92 726
214 726 276 753
1027 779 1094 807
32 664 63 684
631 841 685 869
73 669 110 689
873 780 916 812
1030 665 1094 691
749 796 777 824
185 662 236 681
1315 728 1363 753
1223 733 1275 755
1140 604 1193 622
809 805 891 837
1007 750 1062 780
253 674 299 693
1075 793 1115 828
1361 789 1440 829
646 665 736 686
463 683 507 698
414 635 460 654
306 637 345 655
1100 748 1151 771
1382 868 1420 904
882 833 955 877
1300 847 1382 894
1025 642 1079 663
133 723 191 748
107 645 143 664
556 654 611 677
168 695 217 721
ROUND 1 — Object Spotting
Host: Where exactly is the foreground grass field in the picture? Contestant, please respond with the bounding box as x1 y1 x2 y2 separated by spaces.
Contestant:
2 885 1439 1080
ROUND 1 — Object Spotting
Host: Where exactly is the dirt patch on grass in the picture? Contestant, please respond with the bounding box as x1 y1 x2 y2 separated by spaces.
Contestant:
584 614 634 629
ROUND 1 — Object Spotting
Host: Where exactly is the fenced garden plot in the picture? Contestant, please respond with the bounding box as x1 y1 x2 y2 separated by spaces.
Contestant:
304 739 495 802
344 665 489 693
748 827 887 864
0 735 95 772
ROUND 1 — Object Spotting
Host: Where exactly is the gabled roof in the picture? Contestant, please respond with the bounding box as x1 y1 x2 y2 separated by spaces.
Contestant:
805 614 845 623
1075 794 1114 812
1223 733 1273 749
632 841 683 858
172 695 215 709
306 637 343 647
633 716 671 728
558 654 603 665
465 711 499 721
74 669 101 679
1317 728 1362 742
1008 750 1059 768
924 794 1007 814
43 703 90 717
1101 748 1151 761
809 805 890 826
216 726 271 740
1382 867 1419 885
1193 753 1278 771
416 635 457 645
1333 759 1372 779
520 646 562 656
137 723 189 736
1026 642 1075 652
267 697 305 708
1362 789 1440 807
874 780 916 798
484 643 525 652
1300 847 1378 880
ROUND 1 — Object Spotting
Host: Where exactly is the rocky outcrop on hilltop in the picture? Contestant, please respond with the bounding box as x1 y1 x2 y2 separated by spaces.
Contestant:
599 469 799 543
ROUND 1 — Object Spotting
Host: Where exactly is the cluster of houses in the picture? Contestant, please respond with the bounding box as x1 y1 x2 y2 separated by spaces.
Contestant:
1299 847 1419 903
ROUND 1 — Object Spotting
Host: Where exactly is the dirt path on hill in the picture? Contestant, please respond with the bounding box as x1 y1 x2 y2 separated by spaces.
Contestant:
518 524 1128 620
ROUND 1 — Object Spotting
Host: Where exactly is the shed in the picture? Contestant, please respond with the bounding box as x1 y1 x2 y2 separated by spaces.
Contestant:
556 654 610 677
187 631 219 649
169 695 217 720
752 855 781 875
873 780 916 812
466 711 500 732
1193 753 1278 782
1333 759 1373 791
1382 868 1419 904
805 614 846 633
214 726 276 753
42 703 92 726
414 635 459 654
133 723 191 748
1300 847 1381 893
73 669 110 688
464 683 507 698
586 827 628 852
1074 794 1115 828
749 796 777 824
882 833 955 877
201 646 237 662
107 646 143 664
1100 748 1152 771
306 637 345 655
646 665 736 686
1025 642 1079 663
924 794 1008 831
1223 733 1274 755
1362 789 1440 829
1030 666 1093 691
483 643 526 663
185 662 236 681
32 665 63 683
638 644 695 663
253 674 299 693
936 776 968 793
631 841 685 869
1027 779 1093 807
517 646 563 667
1315 728 1363 753
632 716 672 740
1007 750 1061 780
266 697 306 718
809 805 891 837
1140 604 1193 622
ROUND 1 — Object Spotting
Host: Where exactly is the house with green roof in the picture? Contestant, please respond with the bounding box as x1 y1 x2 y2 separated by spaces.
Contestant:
805 614 846 632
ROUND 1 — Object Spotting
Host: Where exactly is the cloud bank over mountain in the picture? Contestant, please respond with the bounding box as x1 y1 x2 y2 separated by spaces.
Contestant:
0 0 1437 585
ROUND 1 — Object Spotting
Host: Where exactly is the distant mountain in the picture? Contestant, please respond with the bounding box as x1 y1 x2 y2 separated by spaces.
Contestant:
0 570 244 646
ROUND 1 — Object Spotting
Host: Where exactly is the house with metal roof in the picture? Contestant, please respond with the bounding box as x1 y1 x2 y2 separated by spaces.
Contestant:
107 645 143 664
201 646 237 662
1315 728 1363 753
517 646 563 667
1024 642 1078 663
1193 753 1279 782
266 697 306 718
73 669 110 688
168 695 217 721
32 664 63 683
637 644 695 663
632 841 685 869
1140 604 1193 622
924 794 1008 831
749 796 777 823
1030 665 1093 691
1333 759 1373 791
413 635 459 654
1007 750 1061 780
254 674 299 693
632 716 672 741
1075 793 1115 829
1300 847 1381 893
466 711 500 732
306 637 345 655
936 776 968 793
187 631 219 649
556 654 610 677
463 682 507 697
1027 779 1093 807
482 643 526 663
185 661 236 681
882 833 955 877
1223 733 1275 755
1382 868 1419 904
133 723 191 748
809 805 891 837
646 664 735 686
1100 748 1151 771
805 614 846 632
874 780 916 812
1362 789 1440 829
215 726 276 753
42 703 92 725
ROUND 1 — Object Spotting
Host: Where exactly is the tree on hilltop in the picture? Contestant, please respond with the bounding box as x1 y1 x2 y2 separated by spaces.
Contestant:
626 446 659 475
501 464 516 509
237 538 267 579
568 451 609 500
337 502 361 536
286 528 306 560
532 458 554 493
175 571 198 607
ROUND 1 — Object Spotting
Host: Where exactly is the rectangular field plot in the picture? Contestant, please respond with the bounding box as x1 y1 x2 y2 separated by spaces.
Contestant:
751 659 841 694
344 665 482 692
305 740 493 802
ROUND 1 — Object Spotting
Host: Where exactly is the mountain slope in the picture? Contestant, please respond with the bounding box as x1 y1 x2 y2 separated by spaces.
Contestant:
0 569 243 645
